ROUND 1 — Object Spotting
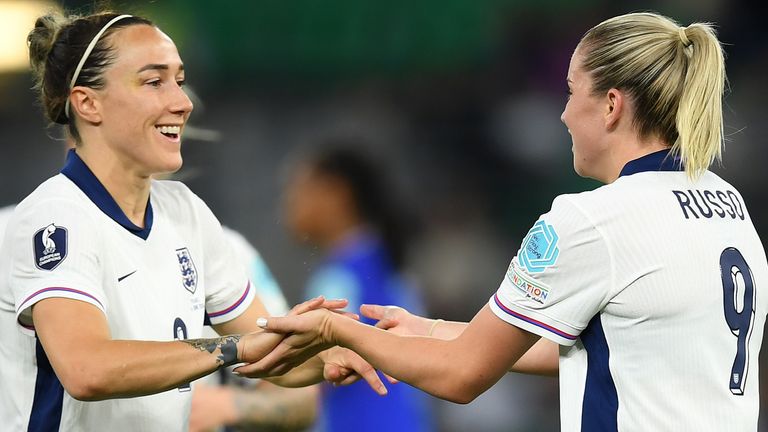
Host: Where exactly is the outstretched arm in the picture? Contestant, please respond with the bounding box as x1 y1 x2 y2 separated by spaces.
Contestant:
361 304 558 376
243 305 540 404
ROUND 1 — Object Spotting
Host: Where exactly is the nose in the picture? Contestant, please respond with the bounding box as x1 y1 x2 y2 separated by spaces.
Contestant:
170 85 194 116
560 109 566 125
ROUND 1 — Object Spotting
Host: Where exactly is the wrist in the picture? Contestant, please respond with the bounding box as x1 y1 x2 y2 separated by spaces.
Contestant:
324 310 340 346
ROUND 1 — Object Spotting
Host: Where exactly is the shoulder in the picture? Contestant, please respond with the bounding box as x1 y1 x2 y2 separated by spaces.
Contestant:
13 175 96 223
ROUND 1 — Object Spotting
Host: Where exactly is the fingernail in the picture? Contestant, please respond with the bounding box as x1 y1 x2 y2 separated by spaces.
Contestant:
232 370 241 376
256 317 268 328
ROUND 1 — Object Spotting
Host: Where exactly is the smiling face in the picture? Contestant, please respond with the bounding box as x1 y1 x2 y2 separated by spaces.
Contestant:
94 24 193 177
561 47 611 181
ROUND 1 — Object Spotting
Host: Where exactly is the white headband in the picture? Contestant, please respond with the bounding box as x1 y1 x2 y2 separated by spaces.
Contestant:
64 14 133 119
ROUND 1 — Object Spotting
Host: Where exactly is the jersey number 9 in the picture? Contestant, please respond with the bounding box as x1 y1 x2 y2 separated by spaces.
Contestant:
720 247 755 396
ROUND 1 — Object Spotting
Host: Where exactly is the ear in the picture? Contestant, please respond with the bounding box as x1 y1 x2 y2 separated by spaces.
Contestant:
604 88 624 130
69 87 102 125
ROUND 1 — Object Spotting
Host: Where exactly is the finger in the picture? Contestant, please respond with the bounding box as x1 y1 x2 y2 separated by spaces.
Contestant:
384 373 400 384
234 360 294 377
289 296 325 316
359 304 389 320
256 315 294 333
346 355 387 396
323 363 348 382
337 373 360 386
374 317 399 330
324 365 359 387
317 298 349 310
331 310 359 321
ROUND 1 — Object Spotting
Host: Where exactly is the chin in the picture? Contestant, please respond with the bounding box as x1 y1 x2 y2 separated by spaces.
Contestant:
153 157 183 178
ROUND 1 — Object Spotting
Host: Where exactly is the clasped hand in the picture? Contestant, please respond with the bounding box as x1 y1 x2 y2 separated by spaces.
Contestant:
233 297 389 395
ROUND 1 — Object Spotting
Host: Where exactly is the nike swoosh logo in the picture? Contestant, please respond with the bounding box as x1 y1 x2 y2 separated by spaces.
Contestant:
118 270 137 282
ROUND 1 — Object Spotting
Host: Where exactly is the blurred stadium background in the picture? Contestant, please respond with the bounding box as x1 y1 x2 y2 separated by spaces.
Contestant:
1 1 765 430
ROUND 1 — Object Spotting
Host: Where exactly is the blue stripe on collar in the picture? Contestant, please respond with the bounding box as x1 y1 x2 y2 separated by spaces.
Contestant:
618 149 683 178
60 149 153 240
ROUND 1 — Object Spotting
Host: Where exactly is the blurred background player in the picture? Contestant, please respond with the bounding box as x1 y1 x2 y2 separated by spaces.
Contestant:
282 144 434 432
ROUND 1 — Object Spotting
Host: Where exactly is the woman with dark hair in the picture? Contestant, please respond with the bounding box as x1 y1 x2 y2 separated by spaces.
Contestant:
283 145 433 432
0 10 382 431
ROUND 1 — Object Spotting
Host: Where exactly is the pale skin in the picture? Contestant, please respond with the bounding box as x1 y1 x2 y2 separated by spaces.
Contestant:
359 304 559 376
238 46 676 403
34 23 385 402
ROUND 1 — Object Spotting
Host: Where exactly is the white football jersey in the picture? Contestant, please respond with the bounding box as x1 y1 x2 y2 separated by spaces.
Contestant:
490 150 767 431
0 151 255 431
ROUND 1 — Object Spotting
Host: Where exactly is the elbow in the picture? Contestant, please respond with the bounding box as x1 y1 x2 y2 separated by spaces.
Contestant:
441 388 480 405
434 372 486 405
58 365 111 401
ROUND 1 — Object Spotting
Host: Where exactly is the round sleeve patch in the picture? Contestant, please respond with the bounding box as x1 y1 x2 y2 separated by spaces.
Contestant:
33 223 68 271
519 220 559 273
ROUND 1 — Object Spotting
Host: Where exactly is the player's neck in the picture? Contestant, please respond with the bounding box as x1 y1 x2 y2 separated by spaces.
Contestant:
74 146 151 228
602 133 670 183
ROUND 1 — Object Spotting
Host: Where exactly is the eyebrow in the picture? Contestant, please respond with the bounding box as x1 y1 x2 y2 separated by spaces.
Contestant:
137 63 185 73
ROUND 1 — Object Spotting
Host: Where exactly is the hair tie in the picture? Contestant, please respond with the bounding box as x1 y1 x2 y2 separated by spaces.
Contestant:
678 27 692 47
65 14 132 119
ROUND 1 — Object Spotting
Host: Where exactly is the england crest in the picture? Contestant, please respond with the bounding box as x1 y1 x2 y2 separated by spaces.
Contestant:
34 224 68 271
176 247 198 294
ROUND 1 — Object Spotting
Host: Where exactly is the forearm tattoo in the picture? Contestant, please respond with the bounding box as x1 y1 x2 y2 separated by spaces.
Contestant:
182 335 241 367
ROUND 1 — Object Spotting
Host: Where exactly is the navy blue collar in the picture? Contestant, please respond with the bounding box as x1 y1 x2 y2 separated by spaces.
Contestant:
61 149 153 240
618 149 683 178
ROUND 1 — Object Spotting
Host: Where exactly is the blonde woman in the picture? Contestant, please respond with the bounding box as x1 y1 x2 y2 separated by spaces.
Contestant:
248 12 768 431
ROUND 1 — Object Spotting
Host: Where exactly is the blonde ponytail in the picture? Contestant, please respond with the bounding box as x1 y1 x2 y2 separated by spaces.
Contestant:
672 24 726 179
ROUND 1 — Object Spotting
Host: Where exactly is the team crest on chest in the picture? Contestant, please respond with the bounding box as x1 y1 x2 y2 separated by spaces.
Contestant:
34 224 68 271
176 247 198 294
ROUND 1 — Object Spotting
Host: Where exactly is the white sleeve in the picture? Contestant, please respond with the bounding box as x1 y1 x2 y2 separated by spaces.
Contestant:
489 195 612 346
8 199 107 335
190 195 255 325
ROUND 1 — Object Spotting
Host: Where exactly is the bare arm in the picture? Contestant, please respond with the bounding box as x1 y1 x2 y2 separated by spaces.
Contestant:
360 304 559 376
249 305 540 404
32 296 339 401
